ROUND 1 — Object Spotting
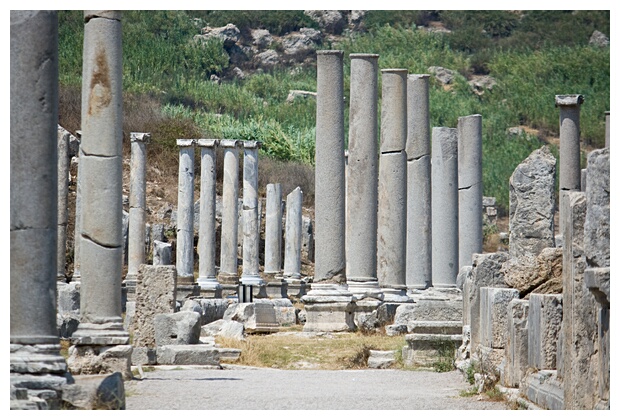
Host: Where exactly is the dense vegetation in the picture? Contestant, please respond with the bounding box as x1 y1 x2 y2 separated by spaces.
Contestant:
57 10 609 211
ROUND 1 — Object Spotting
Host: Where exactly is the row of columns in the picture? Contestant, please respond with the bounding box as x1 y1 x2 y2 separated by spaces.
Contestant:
316 50 484 294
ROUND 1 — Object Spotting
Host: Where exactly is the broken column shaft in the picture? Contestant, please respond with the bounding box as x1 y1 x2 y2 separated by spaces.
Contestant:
240 141 263 287
218 140 241 286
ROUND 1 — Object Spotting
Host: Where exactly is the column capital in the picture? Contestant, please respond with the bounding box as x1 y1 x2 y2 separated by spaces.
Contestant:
349 53 379 60
243 140 262 149
130 132 151 143
317 49 344 56
555 94 584 107
84 10 121 21
382 68 408 75
176 139 195 147
408 74 430 80
196 138 219 148
219 139 242 148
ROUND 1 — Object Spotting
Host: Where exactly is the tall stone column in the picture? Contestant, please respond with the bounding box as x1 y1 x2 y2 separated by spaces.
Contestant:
175 139 199 299
346 53 381 299
57 127 71 282
264 183 286 298
124 132 150 298
70 11 131 378
196 139 221 297
11 10 70 403
377 68 409 300
284 187 303 280
71 133 83 283
406 74 432 290
314 50 346 285
431 127 459 288
218 140 241 287
555 94 584 236
605 111 610 149
240 141 264 289
458 115 483 269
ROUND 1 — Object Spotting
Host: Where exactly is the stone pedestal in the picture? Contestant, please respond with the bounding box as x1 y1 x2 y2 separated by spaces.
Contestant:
346 53 381 298
314 50 346 284
11 10 70 408
70 10 131 379
218 140 241 286
378 69 408 293
197 139 222 298
301 284 356 332
431 127 459 287
124 132 150 298
406 74 432 290
457 115 483 269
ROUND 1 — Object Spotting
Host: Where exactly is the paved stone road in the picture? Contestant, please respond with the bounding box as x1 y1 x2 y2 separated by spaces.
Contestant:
125 365 509 410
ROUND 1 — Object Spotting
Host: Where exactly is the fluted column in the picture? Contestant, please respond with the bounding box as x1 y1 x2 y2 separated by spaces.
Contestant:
405 74 432 290
197 139 221 297
346 53 381 299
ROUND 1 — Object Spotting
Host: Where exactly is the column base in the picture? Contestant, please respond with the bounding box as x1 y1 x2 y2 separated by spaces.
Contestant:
10 343 68 374
71 321 130 346
285 278 308 299
67 343 133 380
263 274 288 298
301 284 356 332
123 273 138 301
197 277 223 298
347 278 384 300
176 283 201 302
381 286 414 302
218 272 239 285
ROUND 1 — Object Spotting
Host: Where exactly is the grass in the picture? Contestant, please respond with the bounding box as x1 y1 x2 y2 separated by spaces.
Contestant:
215 328 406 370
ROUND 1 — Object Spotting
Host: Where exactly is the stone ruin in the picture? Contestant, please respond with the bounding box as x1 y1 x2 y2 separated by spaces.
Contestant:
11 10 610 411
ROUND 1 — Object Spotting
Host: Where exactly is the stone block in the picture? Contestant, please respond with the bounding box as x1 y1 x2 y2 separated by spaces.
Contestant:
501 247 563 298
130 265 176 348
156 345 220 366
154 311 201 346
584 148 610 268
196 298 231 325
67 345 132 380
523 370 564 410
201 319 245 341
502 299 529 388
223 302 279 333
302 299 356 332
527 294 562 370
408 321 462 335
57 282 80 313
403 333 461 367
479 287 519 349
130 347 157 366
61 372 125 410
367 350 397 369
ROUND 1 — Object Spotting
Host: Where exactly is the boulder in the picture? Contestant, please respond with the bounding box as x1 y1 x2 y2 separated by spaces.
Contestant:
501 247 563 298
428 66 456 85
251 28 273 49
281 32 318 57
304 10 346 34
254 49 280 68
589 30 609 47
201 319 245 341
199 23 240 47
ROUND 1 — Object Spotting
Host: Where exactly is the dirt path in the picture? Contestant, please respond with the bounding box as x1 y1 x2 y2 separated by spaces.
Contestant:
125 365 509 410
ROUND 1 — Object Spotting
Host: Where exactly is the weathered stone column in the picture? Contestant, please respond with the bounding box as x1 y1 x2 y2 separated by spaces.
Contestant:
431 127 459 288
218 140 241 287
240 141 264 289
196 139 221 298
175 139 198 297
70 11 131 377
457 114 483 269
57 127 71 282
124 132 150 297
314 50 346 285
264 183 286 297
346 53 381 298
604 111 610 148
11 10 70 404
555 94 584 236
406 74 431 290
377 68 408 299
71 132 83 283
284 187 303 280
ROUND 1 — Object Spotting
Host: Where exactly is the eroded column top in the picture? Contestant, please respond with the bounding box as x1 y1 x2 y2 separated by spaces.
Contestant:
243 140 262 149
219 139 242 148
382 68 408 75
555 94 585 107
84 11 121 21
130 132 151 143
176 139 195 147
317 50 344 56
409 74 430 80
196 139 219 147
350 53 379 59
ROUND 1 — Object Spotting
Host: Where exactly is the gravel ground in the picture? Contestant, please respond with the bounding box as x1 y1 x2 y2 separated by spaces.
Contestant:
125 365 509 410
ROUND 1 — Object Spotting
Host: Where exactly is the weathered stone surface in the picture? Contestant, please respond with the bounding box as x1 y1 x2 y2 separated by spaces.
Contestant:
198 23 240 47
304 10 345 34
254 49 279 68
508 146 556 259
201 319 245 341
223 302 279 333
428 66 456 85
589 30 609 47
502 299 529 388
250 28 273 48
130 346 156 366
527 294 562 370
584 148 610 269
523 370 564 410
61 372 125 410
403 334 462 367
67 345 132 380
130 265 176 348
388 291 463 336
479 287 519 349
281 32 319 56
195 298 231 325
157 345 220 366
501 247 562 298
154 311 201 347
468 75 496 95
367 350 397 369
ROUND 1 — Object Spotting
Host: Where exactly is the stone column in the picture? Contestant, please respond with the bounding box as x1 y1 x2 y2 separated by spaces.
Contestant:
284 187 303 280
57 127 71 282
175 139 198 297
218 140 241 287
124 132 150 298
406 74 432 290
70 11 131 377
71 132 83 283
458 114 483 269
604 111 610 149
314 50 346 285
431 127 459 288
346 53 381 298
11 10 70 400
378 68 409 299
555 94 584 236
264 183 286 298
240 141 264 289
196 139 221 298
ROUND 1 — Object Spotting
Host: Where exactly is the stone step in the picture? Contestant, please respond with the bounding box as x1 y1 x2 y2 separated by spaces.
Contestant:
157 345 220 366
408 321 463 335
